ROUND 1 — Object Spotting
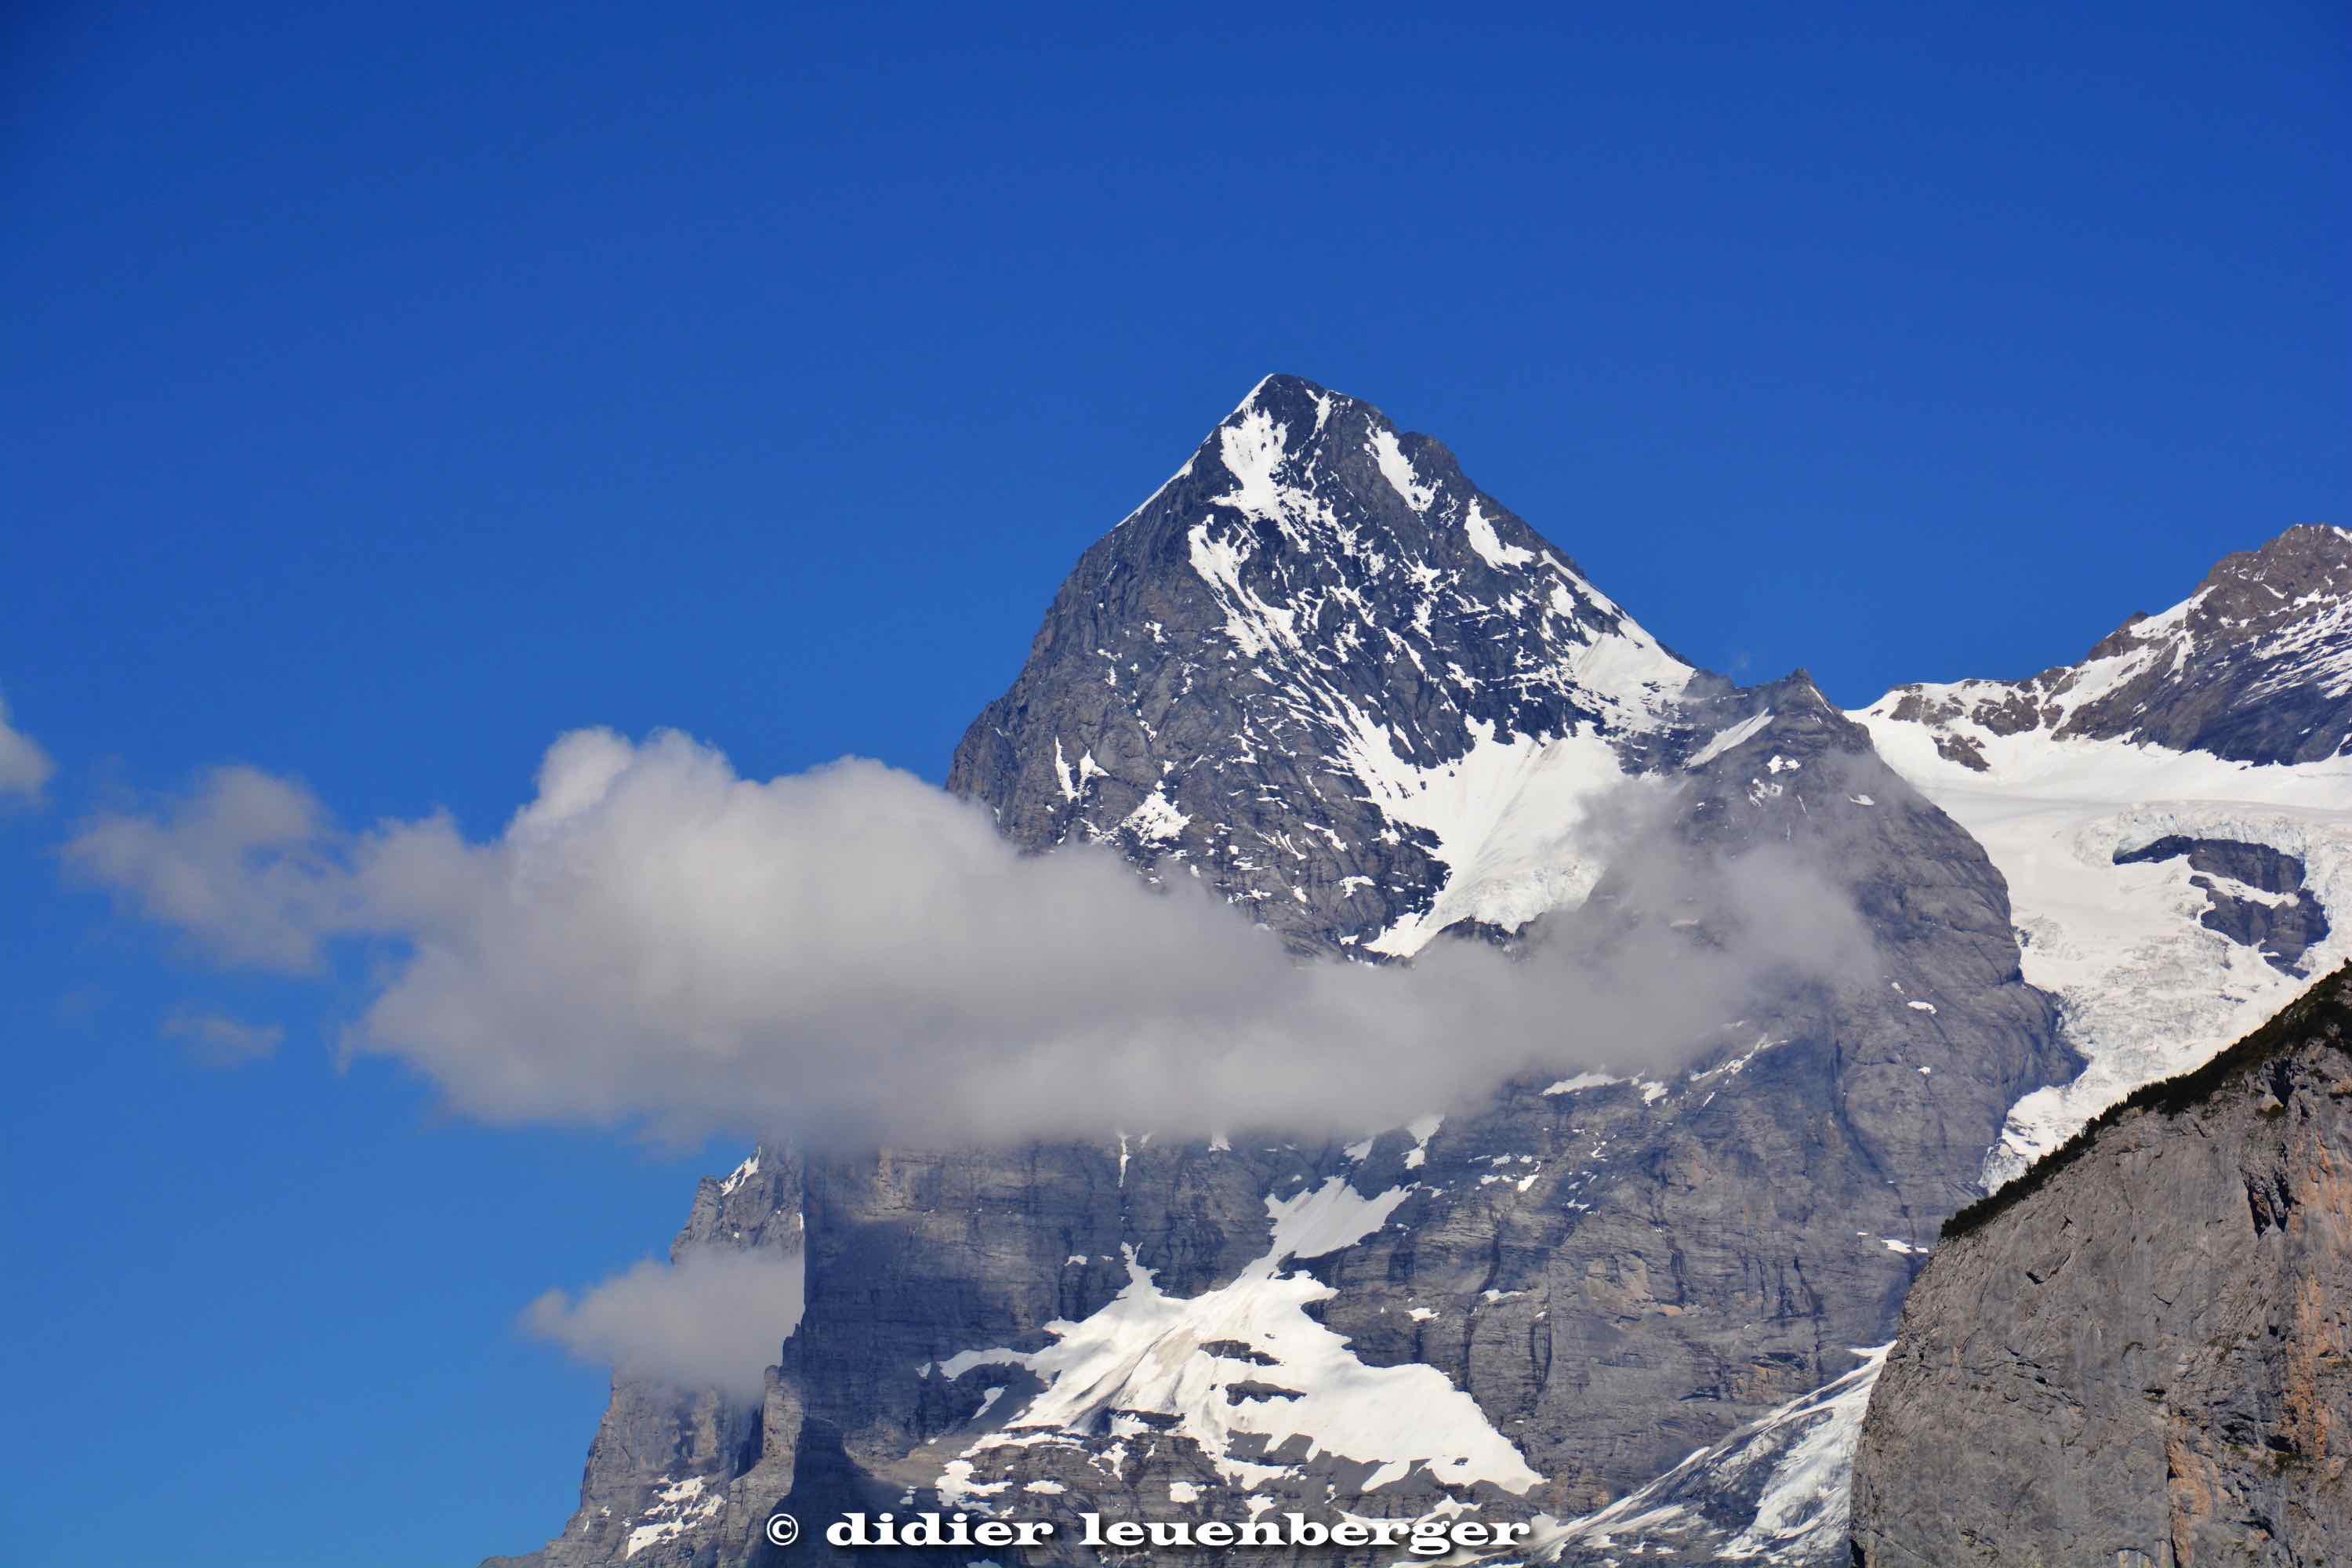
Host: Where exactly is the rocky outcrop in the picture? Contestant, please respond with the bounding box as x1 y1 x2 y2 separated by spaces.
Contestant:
486 1149 804 1568
2114 837 2331 976
1850 965 2352 1567
1869 524 2352 768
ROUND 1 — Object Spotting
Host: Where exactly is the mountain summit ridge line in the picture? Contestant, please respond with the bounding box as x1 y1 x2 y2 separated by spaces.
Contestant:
488 376 2344 1568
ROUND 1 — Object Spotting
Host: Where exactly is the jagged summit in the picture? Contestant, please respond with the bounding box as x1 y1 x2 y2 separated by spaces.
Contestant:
1852 523 2352 1186
1861 521 2352 768
492 384 2347 1568
950 375 1694 954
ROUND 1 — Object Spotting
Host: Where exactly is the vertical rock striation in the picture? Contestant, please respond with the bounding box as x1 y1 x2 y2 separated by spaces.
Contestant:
486 1148 803 1568
1850 966 2352 1567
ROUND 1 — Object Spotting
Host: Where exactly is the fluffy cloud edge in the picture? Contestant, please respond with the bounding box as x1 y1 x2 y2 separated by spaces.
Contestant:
0 689 55 801
64 727 1876 1147
523 1248 804 1402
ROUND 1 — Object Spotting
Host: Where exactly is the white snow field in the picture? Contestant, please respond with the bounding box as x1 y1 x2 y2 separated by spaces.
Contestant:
928 1174 1541 1498
1854 699 2352 1185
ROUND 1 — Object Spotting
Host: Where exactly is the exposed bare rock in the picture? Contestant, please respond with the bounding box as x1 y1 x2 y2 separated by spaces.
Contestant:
1867 524 2352 767
1850 966 2352 1567
486 1148 803 1568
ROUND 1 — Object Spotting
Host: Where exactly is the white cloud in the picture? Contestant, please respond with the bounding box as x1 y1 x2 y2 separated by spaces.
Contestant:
65 728 1871 1145
67 765 337 967
524 1248 804 1401
0 690 55 800
162 1008 284 1068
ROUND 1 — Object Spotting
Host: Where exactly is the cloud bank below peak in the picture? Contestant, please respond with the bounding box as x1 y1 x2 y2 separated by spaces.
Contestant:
65 727 1871 1146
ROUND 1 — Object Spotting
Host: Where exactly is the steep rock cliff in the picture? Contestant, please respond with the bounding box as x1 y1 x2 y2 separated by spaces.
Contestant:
1850 966 2352 1567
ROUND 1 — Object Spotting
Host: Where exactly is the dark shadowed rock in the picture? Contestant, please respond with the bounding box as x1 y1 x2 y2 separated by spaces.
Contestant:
2113 837 2332 975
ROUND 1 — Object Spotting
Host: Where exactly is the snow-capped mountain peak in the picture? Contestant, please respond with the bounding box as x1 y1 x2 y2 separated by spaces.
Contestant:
495 381 2147 1568
1867 523 2352 770
951 375 1695 955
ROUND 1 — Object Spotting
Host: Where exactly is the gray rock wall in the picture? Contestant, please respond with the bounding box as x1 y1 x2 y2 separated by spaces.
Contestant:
1850 967 2352 1567
486 1149 803 1568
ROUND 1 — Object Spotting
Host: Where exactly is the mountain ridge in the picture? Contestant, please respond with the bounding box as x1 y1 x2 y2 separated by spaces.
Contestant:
1866 521 2352 768
947 372 1699 959
485 380 2345 1568
1853 524 2352 1185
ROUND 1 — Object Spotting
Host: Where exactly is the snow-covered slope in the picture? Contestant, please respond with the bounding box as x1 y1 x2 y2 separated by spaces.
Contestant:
1865 524 2352 768
1460 1345 1892 1567
1856 524 2352 1184
951 374 1697 956
924 1171 1541 1504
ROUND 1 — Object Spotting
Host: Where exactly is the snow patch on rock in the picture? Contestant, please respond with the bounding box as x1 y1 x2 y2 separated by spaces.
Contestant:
933 1176 1538 1496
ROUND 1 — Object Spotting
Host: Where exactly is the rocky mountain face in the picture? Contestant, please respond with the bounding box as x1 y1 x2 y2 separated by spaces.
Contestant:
1533 1343 1892 1565
1850 964 2352 1568
488 1151 804 1568
1867 524 2352 770
485 379 2349 1568
699 379 2067 1567
946 372 1697 957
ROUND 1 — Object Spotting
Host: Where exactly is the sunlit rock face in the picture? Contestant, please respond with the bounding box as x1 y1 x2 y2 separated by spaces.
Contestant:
948 372 1698 959
1852 967 2352 1568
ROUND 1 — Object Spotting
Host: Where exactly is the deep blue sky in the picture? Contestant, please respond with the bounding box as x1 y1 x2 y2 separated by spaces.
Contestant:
2 2 2343 1563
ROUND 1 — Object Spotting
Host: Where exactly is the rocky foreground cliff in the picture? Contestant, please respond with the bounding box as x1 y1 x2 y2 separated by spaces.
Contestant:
1849 964 2352 1567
